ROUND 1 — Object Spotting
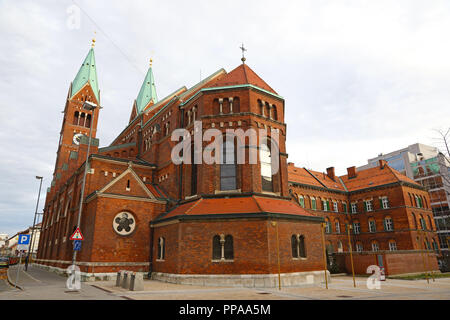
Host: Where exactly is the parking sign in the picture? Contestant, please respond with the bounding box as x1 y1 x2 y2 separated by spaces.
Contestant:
18 234 30 245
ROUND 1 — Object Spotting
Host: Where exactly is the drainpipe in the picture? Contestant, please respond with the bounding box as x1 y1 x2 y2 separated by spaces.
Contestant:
148 224 154 279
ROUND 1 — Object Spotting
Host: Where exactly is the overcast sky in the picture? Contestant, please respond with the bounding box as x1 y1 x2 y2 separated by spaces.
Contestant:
1 0 449 236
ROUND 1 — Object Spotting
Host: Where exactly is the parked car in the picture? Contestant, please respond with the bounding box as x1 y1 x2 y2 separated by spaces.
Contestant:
0 256 9 268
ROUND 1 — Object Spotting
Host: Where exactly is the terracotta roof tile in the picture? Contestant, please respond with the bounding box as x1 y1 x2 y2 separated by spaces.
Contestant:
159 195 313 220
207 64 278 95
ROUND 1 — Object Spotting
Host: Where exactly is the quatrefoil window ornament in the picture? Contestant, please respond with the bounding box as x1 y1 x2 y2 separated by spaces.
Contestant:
113 212 135 236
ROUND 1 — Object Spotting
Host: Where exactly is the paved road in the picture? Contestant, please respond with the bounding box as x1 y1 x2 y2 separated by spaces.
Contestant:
0 264 124 300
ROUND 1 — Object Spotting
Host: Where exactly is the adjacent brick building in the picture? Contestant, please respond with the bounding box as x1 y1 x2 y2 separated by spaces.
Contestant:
36 44 439 285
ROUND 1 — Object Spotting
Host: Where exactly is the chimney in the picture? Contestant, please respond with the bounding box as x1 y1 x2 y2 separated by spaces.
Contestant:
347 166 356 178
288 162 295 167
326 167 335 181
378 159 387 169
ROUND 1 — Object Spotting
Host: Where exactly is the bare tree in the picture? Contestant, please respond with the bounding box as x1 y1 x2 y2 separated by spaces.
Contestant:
434 127 450 158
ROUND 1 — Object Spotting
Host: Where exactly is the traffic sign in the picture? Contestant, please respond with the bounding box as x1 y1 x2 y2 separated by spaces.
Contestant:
18 234 31 245
70 227 84 241
73 240 82 251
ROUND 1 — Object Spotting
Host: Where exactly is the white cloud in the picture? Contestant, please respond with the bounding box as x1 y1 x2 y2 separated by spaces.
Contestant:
0 0 449 235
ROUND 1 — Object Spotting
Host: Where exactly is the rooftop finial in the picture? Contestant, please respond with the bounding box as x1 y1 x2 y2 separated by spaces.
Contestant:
150 58 153 67
239 43 247 63
91 31 96 48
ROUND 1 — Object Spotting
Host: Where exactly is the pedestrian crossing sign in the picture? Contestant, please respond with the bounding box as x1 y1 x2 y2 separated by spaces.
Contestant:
70 227 84 241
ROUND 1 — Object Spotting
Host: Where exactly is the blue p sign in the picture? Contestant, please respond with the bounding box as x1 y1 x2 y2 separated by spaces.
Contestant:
18 234 31 245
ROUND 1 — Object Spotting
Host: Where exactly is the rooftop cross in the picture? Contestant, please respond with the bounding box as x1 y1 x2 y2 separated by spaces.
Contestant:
240 43 247 63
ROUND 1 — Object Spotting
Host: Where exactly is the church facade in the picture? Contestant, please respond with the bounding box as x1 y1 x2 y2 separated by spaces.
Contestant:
36 45 439 285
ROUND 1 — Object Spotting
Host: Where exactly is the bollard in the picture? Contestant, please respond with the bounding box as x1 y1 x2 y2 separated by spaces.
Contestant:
115 270 122 287
130 272 144 291
121 271 129 289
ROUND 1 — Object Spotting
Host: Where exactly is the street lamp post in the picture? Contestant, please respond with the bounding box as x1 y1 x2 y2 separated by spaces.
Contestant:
320 222 328 289
347 223 356 287
71 101 97 267
271 221 281 290
26 176 43 271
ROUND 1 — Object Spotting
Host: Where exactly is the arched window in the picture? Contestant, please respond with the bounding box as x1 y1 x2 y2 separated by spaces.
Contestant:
260 142 273 192
298 195 305 208
79 112 86 127
233 97 240 113
427 216 433 231
212 234 233 260
325 218 332 234
73 111 79 125
411 213 418 229
157 237 165 260
299 235 306 258
384 216 394 231
337 240 343 253
291 235 298 258
85 114 91 128
212 235 221 260
419 215 426 230
432 239 439 252
291 234 306 258
311 197 317 210
221 137 237 191
224 235 233 260
272 105 277 121
258 100 264 116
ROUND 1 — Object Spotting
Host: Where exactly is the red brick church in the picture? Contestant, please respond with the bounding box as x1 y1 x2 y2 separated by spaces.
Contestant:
36 43 439 285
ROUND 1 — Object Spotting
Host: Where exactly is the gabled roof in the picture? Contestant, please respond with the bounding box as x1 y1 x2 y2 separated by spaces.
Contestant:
206 63 278 95
71 48 99 102
136 66 158 114
288 163 421 193
339 165 419 191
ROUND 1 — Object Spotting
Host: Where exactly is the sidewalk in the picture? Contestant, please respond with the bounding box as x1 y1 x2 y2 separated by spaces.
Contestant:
91 276 450 300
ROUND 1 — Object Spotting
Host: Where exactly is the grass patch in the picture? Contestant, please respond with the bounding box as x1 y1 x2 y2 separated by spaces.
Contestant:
389 272 450 280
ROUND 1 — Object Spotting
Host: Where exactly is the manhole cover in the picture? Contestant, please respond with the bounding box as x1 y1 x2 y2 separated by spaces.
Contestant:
337 295 352 298
258 292 271 295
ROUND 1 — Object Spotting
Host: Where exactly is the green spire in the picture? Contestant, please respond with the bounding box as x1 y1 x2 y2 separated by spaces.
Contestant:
136 62 158 113
71 47 100 102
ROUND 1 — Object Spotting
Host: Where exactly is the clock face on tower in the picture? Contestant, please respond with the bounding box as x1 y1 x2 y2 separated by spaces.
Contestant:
73 133 83 145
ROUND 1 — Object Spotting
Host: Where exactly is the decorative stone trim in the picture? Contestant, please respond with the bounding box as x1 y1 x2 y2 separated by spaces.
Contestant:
151 270 330 288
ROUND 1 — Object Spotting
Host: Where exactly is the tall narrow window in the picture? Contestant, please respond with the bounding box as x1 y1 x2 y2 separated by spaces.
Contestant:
260 142 273 192
389 240 397 251
335 220 341 234
298 195 305 208
311 197 317 210
212 235 221 260
353 221 361 234
85 114 92 128
351 202 357 214
190 144 197 196
212 234 233 260
368 218 376 233
356 242 363 252
291 235 298 258
299 235 306 258
221 138 237 191
384 216 394 231
73 111 79 125
371 241 379 252
157 237 165 260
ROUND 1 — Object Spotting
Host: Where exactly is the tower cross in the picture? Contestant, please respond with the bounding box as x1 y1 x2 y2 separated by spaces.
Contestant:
240 43 247 63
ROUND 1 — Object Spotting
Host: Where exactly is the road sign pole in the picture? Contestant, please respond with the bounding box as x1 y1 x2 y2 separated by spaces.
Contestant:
15 253 22 289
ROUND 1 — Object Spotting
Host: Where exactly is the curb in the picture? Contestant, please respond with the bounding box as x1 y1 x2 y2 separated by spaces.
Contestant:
7 268 23 290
